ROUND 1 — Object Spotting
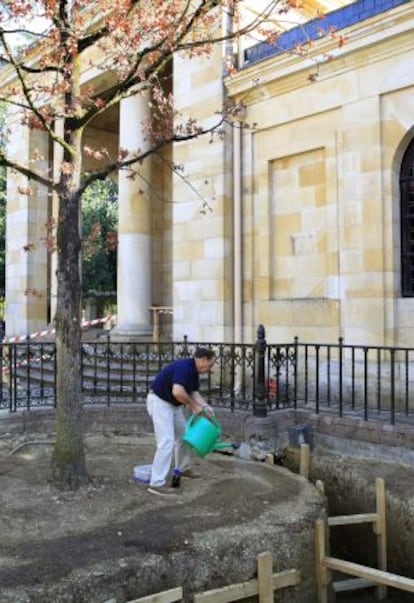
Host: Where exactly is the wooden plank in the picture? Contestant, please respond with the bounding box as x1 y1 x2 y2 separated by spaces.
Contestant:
272 569 300 590
324 557 414 593
194 579 259 603
193 570 300 603
333 578 376 592
128 586 183 603
328 513 378 526
258 551 273 603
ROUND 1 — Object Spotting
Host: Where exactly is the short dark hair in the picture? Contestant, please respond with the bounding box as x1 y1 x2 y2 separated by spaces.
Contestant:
194 347 215 360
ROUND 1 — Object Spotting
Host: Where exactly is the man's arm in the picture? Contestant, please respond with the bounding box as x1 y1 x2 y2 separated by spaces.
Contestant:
190 391 214 416
172 384 213 416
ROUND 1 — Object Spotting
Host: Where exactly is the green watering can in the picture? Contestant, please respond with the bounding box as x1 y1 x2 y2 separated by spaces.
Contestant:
182 412 235 457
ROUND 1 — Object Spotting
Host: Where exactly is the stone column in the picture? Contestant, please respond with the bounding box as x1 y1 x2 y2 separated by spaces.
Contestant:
112 91 152 339
49 119 63 325
5 118 49 338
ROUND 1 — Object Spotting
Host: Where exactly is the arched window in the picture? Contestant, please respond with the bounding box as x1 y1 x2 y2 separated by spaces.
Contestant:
400 139 414 296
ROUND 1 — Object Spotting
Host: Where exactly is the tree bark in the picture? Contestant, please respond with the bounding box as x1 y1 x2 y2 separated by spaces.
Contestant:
51 183 89 488
51 43 89 488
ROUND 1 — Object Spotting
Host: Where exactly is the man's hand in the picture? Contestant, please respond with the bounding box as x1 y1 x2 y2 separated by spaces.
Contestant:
199 404 215 418
188 390 215 417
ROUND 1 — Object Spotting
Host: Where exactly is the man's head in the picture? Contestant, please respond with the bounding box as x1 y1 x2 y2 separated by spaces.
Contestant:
194 347 216 373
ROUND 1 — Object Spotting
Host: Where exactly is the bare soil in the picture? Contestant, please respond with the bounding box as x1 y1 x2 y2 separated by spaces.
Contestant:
0 431 412 603
0 432 158 600
0 431 312 603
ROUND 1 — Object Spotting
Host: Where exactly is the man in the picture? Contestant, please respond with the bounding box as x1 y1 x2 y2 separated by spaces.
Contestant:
146 347 216 496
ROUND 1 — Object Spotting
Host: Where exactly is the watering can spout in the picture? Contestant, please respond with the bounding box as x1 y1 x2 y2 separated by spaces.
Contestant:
213 442 237 451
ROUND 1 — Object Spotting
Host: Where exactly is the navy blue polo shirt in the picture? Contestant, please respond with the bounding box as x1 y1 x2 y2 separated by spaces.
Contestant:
152 357 199 406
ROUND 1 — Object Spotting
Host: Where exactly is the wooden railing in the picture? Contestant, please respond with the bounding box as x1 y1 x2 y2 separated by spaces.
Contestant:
127 551 300 603
315 478 414 602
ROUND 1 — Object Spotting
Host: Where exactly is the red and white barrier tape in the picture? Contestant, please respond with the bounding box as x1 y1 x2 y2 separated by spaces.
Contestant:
3 314 116 344
2 352 53 374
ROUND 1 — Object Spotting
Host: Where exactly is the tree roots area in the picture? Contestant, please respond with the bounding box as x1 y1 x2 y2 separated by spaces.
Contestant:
0 432 166 602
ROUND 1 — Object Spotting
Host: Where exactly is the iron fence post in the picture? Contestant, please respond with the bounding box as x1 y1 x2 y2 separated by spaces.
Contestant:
339 337 343 417
182 335 189 357
293 336 298 409
390 348 395 425
254 324 267 417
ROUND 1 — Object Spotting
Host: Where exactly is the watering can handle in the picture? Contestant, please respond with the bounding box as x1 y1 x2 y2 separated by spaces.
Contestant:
199 407 219 426
187 410 219 429
200 405 215 418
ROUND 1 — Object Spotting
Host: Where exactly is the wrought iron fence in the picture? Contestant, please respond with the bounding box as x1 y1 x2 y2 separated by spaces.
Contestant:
1 326 414 425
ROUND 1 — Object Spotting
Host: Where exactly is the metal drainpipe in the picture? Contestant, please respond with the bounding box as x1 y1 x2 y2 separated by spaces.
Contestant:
222 4 242 347
233 121 242 346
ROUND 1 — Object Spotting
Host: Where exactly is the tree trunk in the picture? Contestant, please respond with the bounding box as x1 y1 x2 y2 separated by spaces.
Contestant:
52 162 85 489
51 38 89 489
51 184 89 488
51 50 89 486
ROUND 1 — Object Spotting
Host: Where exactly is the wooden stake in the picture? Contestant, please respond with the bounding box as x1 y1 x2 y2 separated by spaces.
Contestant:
314 519 329 603
257 551 273 603
299 443 310 479
315 480 325 494
375 477 387 600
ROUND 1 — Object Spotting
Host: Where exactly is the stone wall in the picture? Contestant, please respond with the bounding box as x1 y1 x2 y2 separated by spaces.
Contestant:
226 1 414 347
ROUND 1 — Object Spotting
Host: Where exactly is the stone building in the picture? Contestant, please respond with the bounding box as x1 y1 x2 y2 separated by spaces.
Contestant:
3 0 414 346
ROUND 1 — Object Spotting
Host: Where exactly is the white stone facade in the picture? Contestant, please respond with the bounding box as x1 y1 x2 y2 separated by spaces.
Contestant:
3 1 414 348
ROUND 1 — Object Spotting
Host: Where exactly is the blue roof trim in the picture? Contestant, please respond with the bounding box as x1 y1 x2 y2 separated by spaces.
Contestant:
244 0 410 65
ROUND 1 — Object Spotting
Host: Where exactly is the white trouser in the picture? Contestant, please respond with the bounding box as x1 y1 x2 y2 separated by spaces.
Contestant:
146 392 192 487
